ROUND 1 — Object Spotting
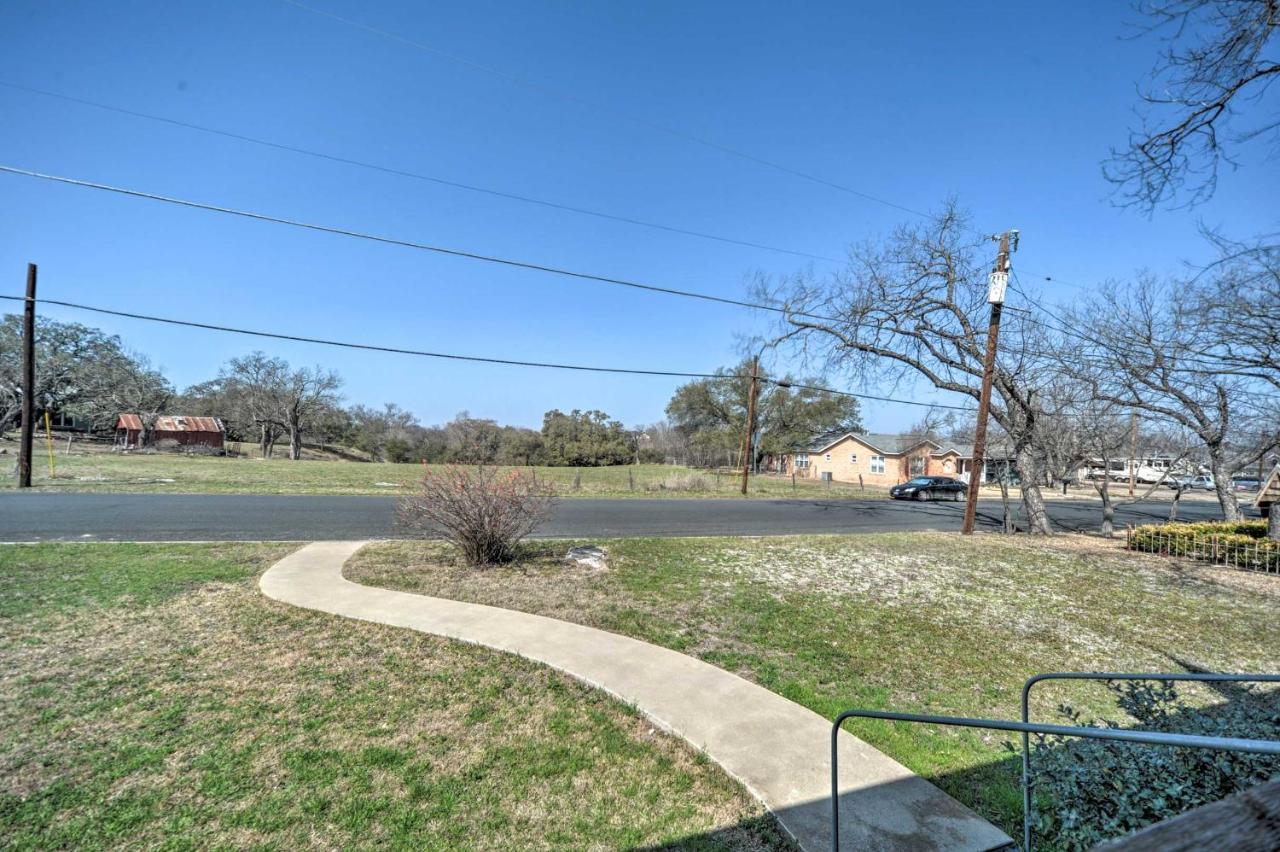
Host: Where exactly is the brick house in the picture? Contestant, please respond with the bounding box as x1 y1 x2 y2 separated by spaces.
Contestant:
779 432 985 486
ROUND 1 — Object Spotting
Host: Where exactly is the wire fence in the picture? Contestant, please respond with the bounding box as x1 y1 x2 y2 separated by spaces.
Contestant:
1126 523 1280 574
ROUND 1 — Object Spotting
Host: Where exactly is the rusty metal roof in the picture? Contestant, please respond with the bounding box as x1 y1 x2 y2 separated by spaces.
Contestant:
116 414 224 433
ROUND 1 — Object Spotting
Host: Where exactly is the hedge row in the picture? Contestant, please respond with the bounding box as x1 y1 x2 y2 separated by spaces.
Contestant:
1128 521 1279 573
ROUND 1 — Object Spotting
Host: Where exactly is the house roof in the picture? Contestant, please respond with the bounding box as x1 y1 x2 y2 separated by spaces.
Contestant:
932 443 976 458
116 414 224 433
1256 464 1280 507
805 432 940 456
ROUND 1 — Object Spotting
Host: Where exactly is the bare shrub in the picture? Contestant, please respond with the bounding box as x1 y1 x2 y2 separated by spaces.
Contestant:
398 466 557 565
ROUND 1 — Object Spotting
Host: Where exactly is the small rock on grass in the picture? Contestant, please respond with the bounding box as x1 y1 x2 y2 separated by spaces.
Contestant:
564 545 608 571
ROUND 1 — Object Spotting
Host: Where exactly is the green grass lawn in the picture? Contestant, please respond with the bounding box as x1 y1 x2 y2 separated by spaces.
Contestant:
347 533 1280 843
0 543 791 850
0 443 891 499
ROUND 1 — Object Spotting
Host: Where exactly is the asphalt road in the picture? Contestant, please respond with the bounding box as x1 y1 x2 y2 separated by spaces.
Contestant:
0 492 1247 542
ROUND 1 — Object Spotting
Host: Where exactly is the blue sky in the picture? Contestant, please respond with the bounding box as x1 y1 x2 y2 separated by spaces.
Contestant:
1 1 1274 432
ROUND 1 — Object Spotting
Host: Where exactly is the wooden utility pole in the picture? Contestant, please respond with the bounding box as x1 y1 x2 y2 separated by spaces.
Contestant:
740 356 759 496
1129 409 1139 498
961 231 1016 535
17 263 37 488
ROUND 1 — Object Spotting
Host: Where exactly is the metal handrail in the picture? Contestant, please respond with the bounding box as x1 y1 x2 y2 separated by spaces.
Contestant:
831 705 1280 852
1019 672 1280 850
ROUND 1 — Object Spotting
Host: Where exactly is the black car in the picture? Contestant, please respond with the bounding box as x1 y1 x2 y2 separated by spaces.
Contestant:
890 476 967 501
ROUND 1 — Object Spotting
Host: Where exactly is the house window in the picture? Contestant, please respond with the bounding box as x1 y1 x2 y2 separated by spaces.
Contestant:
795 453 809 469
910 456 925 475
824 453 831 462
850 454 858 464
870 455 885 474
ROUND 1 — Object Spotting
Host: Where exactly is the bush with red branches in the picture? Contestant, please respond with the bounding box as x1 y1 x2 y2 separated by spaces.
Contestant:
397 466 557 565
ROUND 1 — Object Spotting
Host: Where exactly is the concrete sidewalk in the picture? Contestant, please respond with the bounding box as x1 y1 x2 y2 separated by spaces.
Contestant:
260 542 1012 852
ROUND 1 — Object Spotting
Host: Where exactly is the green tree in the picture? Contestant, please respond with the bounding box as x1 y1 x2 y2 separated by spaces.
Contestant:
665 361 862 468
0 315 148 431
540 409 634 466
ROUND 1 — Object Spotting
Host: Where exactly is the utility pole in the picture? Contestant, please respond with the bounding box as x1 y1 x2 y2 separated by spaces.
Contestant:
17 263 37 488
740 356 759 496
1129 409 1139 498
961 231 1017 535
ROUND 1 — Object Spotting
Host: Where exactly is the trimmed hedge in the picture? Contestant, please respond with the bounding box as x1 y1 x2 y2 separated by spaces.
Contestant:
1128 521 1279 572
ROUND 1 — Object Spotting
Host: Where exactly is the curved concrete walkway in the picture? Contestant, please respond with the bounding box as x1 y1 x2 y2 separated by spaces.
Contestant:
260 542 1012 852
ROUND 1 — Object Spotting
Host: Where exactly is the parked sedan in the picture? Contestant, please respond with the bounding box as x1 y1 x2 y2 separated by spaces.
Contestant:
890 476 968 501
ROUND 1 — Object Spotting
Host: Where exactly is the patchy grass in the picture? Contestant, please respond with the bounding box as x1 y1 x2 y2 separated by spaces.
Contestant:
347 533 1280 841
1 543 791 850
0 445 891 500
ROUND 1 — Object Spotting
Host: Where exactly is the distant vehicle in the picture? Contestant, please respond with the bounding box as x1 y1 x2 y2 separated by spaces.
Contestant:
1231 476 1261 491
890 476 967 501
1165 475 1215 491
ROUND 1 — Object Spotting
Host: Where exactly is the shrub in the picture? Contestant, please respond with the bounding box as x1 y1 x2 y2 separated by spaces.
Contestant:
397 465 557 565
1030 680 1280 849
1128 520 1279 571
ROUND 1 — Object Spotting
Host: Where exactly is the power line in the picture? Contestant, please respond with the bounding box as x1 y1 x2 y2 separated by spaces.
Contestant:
0 163 849 324
0 293 975 411
275 0 936 221
0 80 841 265
1016 270 1091 292
274 2 1103 291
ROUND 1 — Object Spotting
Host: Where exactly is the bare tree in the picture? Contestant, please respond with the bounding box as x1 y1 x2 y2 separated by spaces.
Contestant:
760 204 1062 534
1106 0 1280 209
216 353 290 457
83 352 174 446
277 365 343 461
1066 397 1193 535
1192 238 1280 388
1068 275 1255 519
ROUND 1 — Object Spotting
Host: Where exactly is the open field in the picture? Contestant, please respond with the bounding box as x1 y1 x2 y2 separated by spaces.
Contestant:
4 436 1243 506
348 532 1280 842
0 543 789 850
0 439 893 499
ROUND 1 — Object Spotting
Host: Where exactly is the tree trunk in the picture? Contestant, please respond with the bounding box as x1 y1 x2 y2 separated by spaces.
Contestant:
1168 487 1182 521
998 476 1014 534
1100 490 1116 537
1015 444 1052 535
1208 450 1241 521
1268 505 1278 541
289 424 302 460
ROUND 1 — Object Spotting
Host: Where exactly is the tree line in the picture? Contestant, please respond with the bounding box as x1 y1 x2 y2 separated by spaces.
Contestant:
2 324 865 468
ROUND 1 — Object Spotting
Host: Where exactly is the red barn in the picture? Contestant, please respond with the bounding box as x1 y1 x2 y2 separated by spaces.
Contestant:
115 414 226 451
